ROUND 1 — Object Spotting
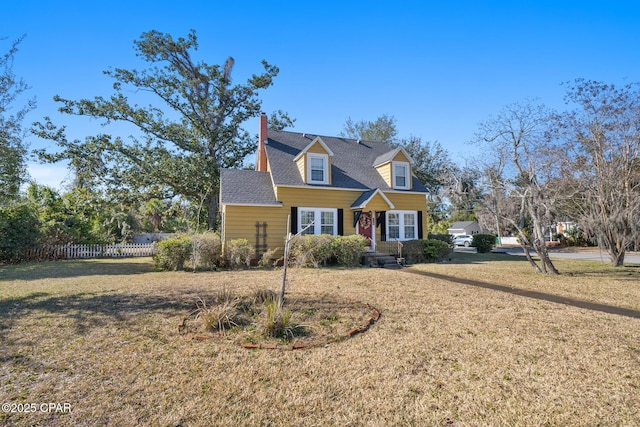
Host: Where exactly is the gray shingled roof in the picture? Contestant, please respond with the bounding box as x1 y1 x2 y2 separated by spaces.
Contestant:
220 169 281 205
449 221 478 229
265 131 428 192
220 131 428 206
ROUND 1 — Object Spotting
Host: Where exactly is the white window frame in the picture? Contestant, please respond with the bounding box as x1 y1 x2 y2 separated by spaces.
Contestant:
386 210 418 241
298 207 338 235
392 161 410 189
307 153 329 185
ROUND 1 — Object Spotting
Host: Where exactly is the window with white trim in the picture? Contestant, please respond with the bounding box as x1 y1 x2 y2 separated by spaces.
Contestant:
307 153 329 184
392 161 410 189
299 207 337 235
386 210 417 241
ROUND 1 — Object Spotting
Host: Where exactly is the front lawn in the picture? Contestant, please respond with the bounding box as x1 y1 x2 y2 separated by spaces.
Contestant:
1 257 639 426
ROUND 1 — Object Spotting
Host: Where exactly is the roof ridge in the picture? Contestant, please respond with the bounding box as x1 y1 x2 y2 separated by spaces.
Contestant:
269 129 393 147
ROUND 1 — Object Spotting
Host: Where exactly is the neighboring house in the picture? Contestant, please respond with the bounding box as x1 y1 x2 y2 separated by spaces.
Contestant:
447 221 481 237
556 221 579 236
219 113 429 260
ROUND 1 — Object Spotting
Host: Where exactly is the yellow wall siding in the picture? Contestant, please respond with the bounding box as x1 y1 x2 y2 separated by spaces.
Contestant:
393 151 411 164
223 187 428 258
295 156 305 181
375 163 392 187
362 192 393 211
385 191 425 209
223 205 287 255
306 141 329 154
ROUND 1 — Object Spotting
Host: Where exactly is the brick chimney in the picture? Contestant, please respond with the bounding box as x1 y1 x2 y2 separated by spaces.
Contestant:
256 112 268 171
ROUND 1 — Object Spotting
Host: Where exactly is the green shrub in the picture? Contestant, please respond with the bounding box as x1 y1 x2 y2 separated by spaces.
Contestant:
258 247 281 268
0 203 41 263
225 238 253 269
153 235 192 271
565 226 589 246
427 233 452 245
376 239 450 264
399 240 429 263
472 234 496 253
331 235 367 267
261 297 302 340
423 239 451 262
191 232 222 270
288 234 333 268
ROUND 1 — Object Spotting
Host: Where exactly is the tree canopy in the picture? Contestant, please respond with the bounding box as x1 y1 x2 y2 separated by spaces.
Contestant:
474 101 560 274
34 30 292 229
340 114 471 229
1 35 35 205
473 81 640 267
555 79 640 266
340 114 399 144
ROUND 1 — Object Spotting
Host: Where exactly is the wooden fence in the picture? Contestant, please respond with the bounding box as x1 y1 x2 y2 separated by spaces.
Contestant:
24 243 156 261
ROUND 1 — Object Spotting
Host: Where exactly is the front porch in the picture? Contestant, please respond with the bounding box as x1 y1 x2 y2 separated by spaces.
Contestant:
363 251 404 269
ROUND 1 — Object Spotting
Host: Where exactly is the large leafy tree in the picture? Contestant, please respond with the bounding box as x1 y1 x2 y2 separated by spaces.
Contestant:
401 136 457 227
1 35 35 204
35 30 289 229
556 79 640 266
340 113 399 144
444 165 481 223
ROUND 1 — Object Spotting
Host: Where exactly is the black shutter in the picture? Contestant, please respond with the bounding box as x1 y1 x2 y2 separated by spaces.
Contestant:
290 207 298 234
377 211 386 241
353 210 362 227
417 211 423 239
337 209 344 236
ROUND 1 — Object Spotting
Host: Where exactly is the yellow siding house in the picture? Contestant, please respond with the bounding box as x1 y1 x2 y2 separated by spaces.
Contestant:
220 114 429 260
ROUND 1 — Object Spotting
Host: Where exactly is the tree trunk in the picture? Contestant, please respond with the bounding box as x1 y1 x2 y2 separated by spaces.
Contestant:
610 250 626 267
521 244 542 273
607 240 626 266
206 193 219 230
528 201 560 274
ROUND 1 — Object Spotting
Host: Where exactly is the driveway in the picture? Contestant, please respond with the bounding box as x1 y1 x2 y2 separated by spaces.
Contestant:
494 246 640 265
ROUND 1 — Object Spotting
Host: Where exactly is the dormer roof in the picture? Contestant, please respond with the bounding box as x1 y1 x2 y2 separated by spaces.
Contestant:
373 146 414 167
293 136 334 161
264 131 427 192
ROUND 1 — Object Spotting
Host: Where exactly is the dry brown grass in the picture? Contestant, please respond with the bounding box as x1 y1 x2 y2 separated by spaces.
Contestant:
1 256 639 426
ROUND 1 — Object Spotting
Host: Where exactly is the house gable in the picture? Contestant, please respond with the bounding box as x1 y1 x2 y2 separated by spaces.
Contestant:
293 137 333 185
351 189 395 211
373 147 414 190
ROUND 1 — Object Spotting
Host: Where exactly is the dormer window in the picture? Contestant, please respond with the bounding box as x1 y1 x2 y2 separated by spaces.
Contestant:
392 161 410 189
308 153 329 184
294 137 333 185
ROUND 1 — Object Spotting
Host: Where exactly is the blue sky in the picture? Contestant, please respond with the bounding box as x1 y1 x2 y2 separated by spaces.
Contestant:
3 1 640 189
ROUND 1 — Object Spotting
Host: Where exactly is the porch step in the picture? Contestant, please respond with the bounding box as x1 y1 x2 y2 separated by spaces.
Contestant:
364 252 403 269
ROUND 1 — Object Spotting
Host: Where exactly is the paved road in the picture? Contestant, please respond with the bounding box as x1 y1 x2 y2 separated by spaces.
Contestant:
491 247 640 265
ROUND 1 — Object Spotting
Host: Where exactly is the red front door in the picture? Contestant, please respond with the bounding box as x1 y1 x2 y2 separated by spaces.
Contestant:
358 211 373 247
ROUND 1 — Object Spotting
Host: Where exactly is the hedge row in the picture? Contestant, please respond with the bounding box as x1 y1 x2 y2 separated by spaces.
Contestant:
288 234 368 268
153 233 465 271
153 233 252 271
